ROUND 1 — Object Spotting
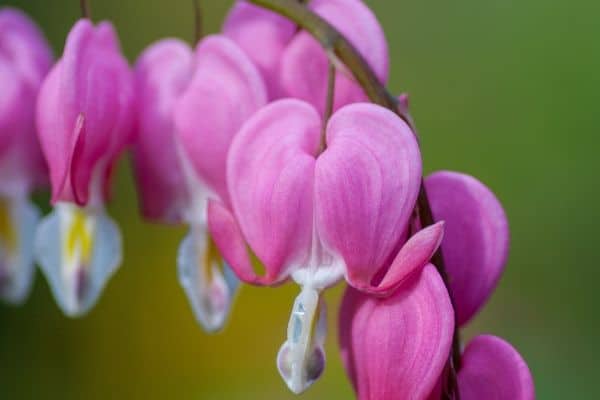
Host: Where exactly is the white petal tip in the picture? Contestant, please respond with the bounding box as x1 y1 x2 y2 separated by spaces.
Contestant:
178 230 240 333
34 205 122 317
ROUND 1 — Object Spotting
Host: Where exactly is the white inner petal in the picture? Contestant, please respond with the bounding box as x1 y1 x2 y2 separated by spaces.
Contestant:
277 285 327 394
0 195 39 304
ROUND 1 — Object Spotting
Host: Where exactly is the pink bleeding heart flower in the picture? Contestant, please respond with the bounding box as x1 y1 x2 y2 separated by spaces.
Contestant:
34 19 135 317
425 171 509 326
457 335 535 400
0 7 52 304
133 35 267 331
208 99 444 392
223 0 388 113
339 264 455 400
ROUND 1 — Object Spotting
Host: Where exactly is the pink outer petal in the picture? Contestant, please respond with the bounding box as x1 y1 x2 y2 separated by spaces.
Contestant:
132 39 193 222
174 34 267 206
0 7 53 90
208 200 278 286
425 171 509 326
222 1 296 98
227 99 321 284
36 19 135 205
315 103 422 287
459 335 535 400
0 58 26 154
0 8 52 190
279 0 389 114
348 221 445 296
339 264 455 400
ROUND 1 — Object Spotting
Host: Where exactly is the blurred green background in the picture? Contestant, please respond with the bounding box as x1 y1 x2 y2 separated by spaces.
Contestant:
1 0 598 398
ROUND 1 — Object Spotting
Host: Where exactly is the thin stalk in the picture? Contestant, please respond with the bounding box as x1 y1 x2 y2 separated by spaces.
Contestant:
80 0 90 19
320 61 336 152
248 0 461 398
193 0 203 43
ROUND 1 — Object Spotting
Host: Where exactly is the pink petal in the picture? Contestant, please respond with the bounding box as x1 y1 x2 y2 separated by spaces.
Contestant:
0 58 26 155
315 103 422 288
207 200 268 285
339 264 455 400
348 221 445 296
0 8 52 190
425 171 509 325
279 0 389 114
227 99 320 285
174 34 267 206
36 19 134 205
222 1 296 98
459 335 535 400
132 39 193 222
0 7 53 90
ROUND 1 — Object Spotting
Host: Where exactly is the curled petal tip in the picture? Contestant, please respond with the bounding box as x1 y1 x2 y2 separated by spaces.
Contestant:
348 221 445 297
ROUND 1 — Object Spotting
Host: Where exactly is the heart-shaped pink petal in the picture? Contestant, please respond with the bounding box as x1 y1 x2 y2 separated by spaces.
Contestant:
225 99 320 284
316 103 422 289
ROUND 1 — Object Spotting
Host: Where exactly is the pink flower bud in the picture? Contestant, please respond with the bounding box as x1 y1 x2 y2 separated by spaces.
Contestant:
458 335 535 400
425 171 509 325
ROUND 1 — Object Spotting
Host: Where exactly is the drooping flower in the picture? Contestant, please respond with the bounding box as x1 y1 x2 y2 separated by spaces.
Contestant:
339 264 455 400
133 35 267 331
208 99 444 392
34 19 135 317
0 8 52 304
425 171 509 326
457 335 535 400
223 0 388 113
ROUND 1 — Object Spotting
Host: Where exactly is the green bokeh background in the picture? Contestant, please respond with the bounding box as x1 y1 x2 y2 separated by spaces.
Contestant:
1 0 598 398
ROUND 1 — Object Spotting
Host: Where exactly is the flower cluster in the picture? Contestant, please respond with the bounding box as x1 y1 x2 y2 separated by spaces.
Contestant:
0 1 534 399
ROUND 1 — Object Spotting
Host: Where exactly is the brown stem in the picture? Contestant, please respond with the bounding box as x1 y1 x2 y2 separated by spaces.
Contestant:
248 0 461 398
80 0 90 19
319 61 336 152
193 0 202 43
